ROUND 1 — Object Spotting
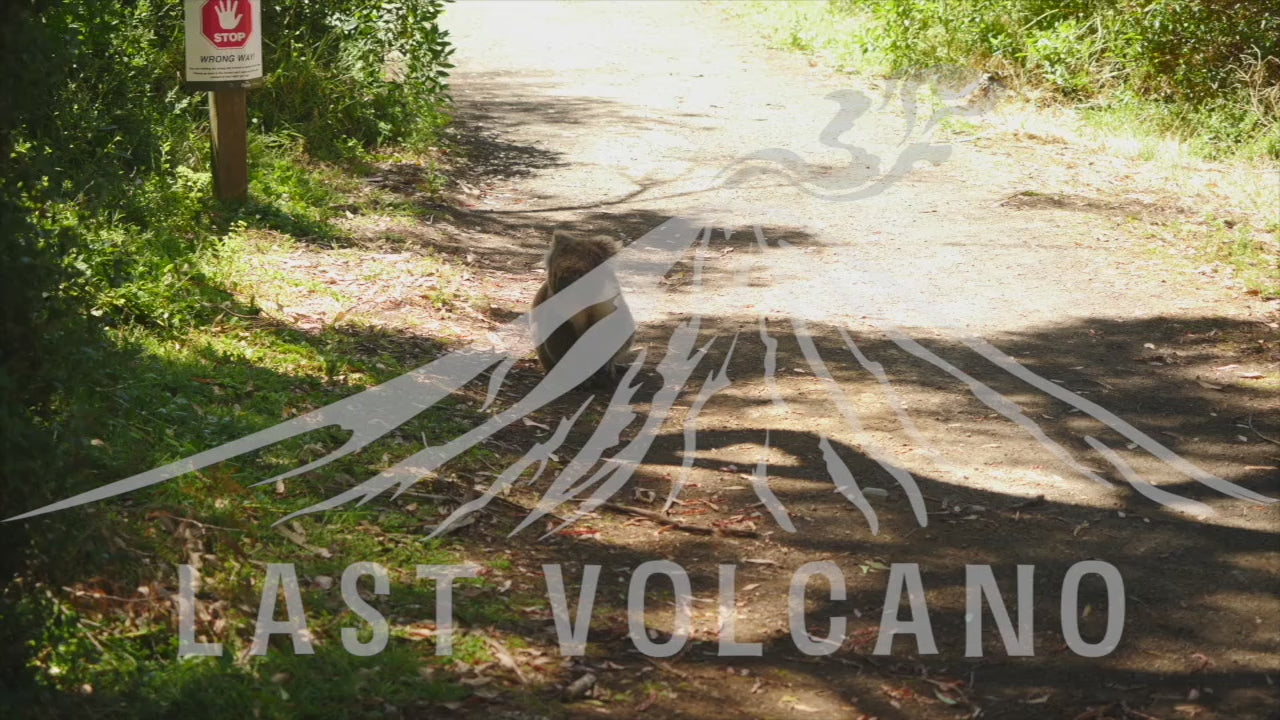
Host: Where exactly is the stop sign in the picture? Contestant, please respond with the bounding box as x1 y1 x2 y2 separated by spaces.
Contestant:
201 0 254 50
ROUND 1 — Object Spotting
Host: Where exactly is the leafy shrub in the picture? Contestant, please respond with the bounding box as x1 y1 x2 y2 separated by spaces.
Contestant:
0 0 453 703
2 0 453 336
0 0 454 655
259 1 455 154
824 0 1280 158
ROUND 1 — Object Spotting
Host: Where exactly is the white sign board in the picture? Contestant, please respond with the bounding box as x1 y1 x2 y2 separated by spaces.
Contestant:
184 0 263 87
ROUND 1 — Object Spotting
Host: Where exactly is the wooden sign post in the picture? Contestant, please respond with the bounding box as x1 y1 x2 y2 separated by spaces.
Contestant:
183 0 264 205
209 89 250 203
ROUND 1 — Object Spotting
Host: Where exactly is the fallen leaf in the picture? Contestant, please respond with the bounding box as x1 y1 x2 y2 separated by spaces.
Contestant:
635 690 660 712
485 637 527 684
406 625 437 640
860 560 890 573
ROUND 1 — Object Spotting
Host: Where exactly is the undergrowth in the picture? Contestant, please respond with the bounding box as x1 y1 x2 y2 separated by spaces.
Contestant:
0 1 536 716
731 0 1280 161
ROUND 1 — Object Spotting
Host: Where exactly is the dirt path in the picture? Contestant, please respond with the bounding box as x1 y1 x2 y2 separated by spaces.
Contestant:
374 2 1280 718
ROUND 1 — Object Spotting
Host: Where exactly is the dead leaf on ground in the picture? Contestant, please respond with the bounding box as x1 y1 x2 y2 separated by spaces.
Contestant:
635 690 660 712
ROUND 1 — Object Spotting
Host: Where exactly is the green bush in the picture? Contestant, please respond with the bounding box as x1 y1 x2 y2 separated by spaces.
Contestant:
0 1 452 696
825 0 1280 158
1 0 453 334
0 0 453 502
260 1 454 153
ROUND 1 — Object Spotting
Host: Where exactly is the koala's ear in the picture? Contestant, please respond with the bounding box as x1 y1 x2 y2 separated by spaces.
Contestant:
593 234 621 252
550 228 576 250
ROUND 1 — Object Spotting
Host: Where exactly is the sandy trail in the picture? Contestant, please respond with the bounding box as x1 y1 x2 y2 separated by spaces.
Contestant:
427 3 1279 719
442 0 1272 520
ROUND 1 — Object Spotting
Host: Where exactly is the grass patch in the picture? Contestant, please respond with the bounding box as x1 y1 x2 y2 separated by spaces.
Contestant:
723 0 1280 162
10 289 529 716
0 2 527 713
1145 216 1280 299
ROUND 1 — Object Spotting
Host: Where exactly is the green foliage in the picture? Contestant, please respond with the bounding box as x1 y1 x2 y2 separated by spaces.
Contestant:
0 0 454 486
258 1 454 155
2 0 453 335
808 0 1280 158
7 577 475 718
0 0 454 710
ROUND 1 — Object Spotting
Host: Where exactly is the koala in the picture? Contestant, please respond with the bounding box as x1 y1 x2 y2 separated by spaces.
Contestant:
530 230 634 387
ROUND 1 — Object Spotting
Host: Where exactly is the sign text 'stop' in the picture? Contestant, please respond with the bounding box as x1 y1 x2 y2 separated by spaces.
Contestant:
202 0 254 50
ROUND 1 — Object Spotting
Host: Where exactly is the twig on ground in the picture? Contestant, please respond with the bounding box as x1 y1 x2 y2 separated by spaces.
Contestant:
599 502 758 538
1245 415 1280 446
643 656 689 679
